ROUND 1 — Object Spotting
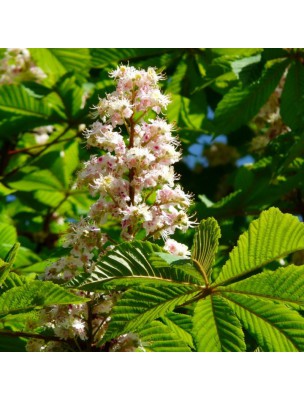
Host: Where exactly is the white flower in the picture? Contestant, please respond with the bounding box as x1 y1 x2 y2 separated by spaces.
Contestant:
164 239 190 257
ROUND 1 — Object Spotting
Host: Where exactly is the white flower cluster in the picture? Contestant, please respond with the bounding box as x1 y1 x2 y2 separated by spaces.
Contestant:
0 48 46 85
31 65 193 352
79 65 194 247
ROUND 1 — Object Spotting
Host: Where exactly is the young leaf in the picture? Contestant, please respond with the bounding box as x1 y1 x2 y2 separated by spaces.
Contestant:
214 208 304 286
191 217 221 282
192 295 246 352
222 293 304 352
0 281 89 318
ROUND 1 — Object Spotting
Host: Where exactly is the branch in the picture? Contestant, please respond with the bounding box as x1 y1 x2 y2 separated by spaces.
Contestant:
0 329 69 343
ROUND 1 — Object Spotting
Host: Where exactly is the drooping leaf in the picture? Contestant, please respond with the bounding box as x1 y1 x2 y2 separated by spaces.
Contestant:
281 61 304 130
219 264 304 310
50 141 79 188
196 190 243 220
54 74 85 120
8 169 64 192
214 59 289 133
0 84 52 119
191 217 221 281
0 223 17 245
214 208 304 286
102 285 200 343
0 333 26 352
90 49 170 68
0 281 89 318
167 93 206 132
222 293 304 352
30 48 91 84
192 295 245 352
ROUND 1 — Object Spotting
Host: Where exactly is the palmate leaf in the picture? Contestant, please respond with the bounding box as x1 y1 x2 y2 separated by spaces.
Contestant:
191 217 221 281
137 320 191 352
192 295 245 352
67 241 203 290
214 208 304 286
0 281 89 318
102 285 200 343
221 293 304 352
218 264 304 310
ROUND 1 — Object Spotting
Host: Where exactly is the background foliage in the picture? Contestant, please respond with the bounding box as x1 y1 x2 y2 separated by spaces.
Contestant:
1 48 304 351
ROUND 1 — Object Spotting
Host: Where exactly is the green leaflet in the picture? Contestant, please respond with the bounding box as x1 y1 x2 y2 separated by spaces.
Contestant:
0 271 28 294
0 334 26 352
8 169 64 192
0 243 20 287
222 293 304 352
0 259 9 287
90 49 170 68
281 61 304 130
218 264 304 310
161 312 194 349
67 241 202 290
214 208 304 286
214 59 289 133
0 84 52 119
102 285 200 343
0 281 89 318
192 295 245 352
150 252 204 284
191 217 221 281
30 48 91 84
0 224 17 247
137 320 191 352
